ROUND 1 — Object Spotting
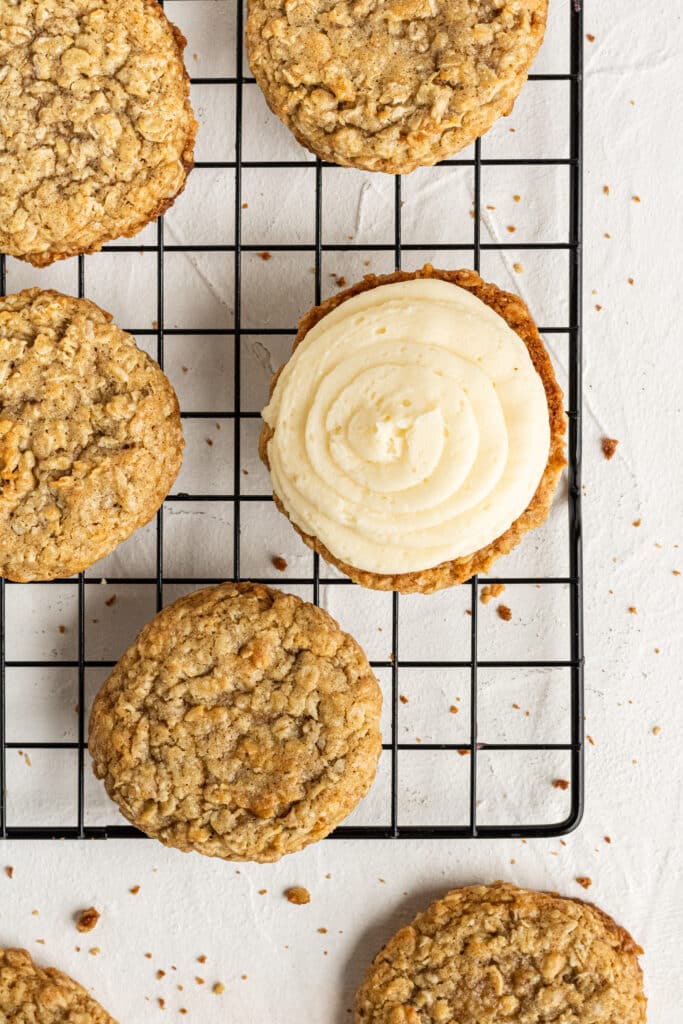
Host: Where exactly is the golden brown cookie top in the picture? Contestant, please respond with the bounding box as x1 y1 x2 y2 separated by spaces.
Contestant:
0 948 117 1023
0 0 197 265
355 882 647 1024
0 289 183 581
247 0 547 172
89 582 383 862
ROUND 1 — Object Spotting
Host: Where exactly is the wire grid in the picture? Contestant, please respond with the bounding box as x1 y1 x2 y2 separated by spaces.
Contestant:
0 1 583 840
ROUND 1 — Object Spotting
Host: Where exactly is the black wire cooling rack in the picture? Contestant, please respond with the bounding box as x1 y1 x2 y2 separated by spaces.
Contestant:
0 1 583 841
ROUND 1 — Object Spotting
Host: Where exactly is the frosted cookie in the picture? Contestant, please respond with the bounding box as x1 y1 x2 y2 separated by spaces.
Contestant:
0 289 183 581
247 0 547 173
0 0 197 266
260 267 566 593
89 582 382 862
0 948 117 1023
355 882 647 1024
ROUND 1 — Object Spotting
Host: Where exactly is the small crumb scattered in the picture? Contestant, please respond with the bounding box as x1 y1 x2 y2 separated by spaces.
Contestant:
197 955 207 964
628 606 637 615
89 947 100 956
213 983 225 995
105 595 117 607
586 33 595 42
156 970 165 980
205 438 213 447
258 251 272 261
333 275 347 288
632 519 641 527
497 604 512 622
449 705 458 714
512 703 520 710
632 195 641 203
145 953 153 959
242 202 249 209
58 625 66 634
506 225 516 234
457 748 470 757
399 694 408 705
318 928 328 934
272 555 288 572
286 886 311 905
158 997 165 1010
485 204 496 211
576 877 592 890
76 908 100 933
604 232 611 239
181 366 188 374
552 779 570 791
513 194 521 203
628 277 634 285
258 889 267 895
673 570 680 576
603 185 610 195
513 262 523 274
652 726 661 736
5 867 13 879
195 977 205 985
130 885 140 895
595 304 602 312
604 836 611 844
601 437 619 460
480 583 505 605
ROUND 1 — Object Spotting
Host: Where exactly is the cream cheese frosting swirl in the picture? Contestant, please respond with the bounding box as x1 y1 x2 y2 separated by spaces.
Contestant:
262 278 551 575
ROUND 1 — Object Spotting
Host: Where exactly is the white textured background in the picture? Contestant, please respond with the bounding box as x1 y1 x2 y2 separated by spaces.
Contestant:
1 1 682 1021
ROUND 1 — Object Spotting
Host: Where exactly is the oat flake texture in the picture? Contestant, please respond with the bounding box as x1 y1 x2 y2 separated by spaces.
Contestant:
0 289 184 582
355 882 647 1024
0 0 197 265
89 582 383 862
0 948 117 1023
247 0 547 173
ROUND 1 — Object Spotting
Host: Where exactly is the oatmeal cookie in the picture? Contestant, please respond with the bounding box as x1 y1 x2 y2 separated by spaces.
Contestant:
355 882 647 1024
247 0 547 173
260 267 566 594
0 0 197 266
0 289 183 581
0 948 117 1023
89 582 382 862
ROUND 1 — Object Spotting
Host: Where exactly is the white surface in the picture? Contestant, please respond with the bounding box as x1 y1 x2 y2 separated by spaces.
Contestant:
1 2 682 1021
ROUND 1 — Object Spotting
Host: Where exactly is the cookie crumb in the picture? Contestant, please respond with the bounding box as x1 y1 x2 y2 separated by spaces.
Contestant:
628 606 637 615
575 876 592 890
213 983 225 995
195 977 205 985
58 625 66 634
258 889 267 895
105 594 117 607
587 734 595 746
272 555 288 572
603 185 609 195
601 437 619 460
4 866 13 879
632 195 641 203
512 262 523 274
242 202 249 209
513 194 521 203
286 886 311 906
652 725 661 736
205 438 213 447
586 33 595 42
457 748 470 757
158 997 165 1010
197 955 207 964
156 970 165 980
258 251 272 261
89 947 100 956
632 519 641 527
480 583 505 604
497 604 512 622
145 953 152 959
449 705 458 714
76 907 100 933
399 694 408 704
506 225 516 234
604 836 611 844
552 778 570 791
130 885 140 895
628 277 634 285
317 927 328 934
